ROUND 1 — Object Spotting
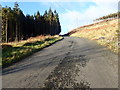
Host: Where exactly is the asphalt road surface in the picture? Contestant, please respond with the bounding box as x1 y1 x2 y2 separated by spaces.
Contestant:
2 37 118 88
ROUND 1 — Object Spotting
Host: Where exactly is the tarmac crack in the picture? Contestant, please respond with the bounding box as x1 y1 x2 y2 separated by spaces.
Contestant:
43 55 91 89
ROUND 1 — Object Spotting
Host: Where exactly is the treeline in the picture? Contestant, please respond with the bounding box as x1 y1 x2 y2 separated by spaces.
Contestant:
2 2 61 42
94 12 120 21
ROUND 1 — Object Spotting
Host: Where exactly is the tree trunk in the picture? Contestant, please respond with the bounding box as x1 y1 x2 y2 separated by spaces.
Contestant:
5 18 8 43
15 22 18 42
50 21 51 35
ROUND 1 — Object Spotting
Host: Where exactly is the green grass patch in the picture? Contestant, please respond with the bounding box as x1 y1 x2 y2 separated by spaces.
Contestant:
2 36 63 68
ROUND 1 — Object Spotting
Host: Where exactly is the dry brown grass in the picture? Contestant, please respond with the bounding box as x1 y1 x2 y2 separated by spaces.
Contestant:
70 19 119 53
2 35 55 47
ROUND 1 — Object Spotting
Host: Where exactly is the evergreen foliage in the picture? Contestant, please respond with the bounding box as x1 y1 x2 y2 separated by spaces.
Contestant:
2 2 61 42
94 12 120 21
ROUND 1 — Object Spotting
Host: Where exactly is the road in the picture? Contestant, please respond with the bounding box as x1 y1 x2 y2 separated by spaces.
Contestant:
2 37 118 88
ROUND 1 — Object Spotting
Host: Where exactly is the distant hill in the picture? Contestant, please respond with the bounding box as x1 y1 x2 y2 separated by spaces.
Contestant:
68 15 118 53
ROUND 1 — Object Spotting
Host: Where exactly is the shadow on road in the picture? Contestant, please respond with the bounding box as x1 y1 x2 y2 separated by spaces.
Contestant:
2 55 61 75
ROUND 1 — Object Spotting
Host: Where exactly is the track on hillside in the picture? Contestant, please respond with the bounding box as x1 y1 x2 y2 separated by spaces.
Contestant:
2 37 118 88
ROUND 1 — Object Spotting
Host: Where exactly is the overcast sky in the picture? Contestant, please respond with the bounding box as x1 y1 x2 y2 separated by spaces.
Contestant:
1 0 119 34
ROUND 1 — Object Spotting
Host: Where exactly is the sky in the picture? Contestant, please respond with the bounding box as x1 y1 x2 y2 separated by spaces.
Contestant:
1 0 119 34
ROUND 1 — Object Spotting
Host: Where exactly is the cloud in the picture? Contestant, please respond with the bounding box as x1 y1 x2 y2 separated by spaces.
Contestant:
59 11 90 32
2 0 92 2
2 0 119 2
59 0 118 34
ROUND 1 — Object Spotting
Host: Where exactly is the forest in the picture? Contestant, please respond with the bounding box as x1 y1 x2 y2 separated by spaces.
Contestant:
2 2 61 43
94 12 120 21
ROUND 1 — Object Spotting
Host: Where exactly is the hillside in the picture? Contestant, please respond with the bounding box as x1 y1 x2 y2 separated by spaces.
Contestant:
69 18 119 54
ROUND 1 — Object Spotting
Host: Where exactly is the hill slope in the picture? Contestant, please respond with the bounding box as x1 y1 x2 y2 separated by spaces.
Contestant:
69 18 119 53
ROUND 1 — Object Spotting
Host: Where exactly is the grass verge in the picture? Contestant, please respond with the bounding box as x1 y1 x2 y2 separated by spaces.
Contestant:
2 36 63 68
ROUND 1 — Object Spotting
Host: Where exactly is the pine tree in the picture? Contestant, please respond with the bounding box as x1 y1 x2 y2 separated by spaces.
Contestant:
13 2 20 41
2 3 61 42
